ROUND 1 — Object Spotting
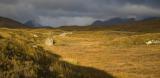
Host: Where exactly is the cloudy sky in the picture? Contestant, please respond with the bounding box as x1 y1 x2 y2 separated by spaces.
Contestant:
0 0 160 26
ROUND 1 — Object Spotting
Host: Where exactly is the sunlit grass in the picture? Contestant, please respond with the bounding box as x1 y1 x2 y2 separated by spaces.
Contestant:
0 25 160 78
0 28 114 78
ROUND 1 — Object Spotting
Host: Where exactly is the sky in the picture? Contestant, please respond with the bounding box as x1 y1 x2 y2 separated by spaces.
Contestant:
0 0 160 26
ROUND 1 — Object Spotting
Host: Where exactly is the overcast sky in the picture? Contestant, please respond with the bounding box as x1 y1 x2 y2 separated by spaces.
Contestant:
0 0 160 26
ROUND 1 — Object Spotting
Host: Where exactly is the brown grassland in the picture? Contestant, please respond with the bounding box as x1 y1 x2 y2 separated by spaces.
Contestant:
0 20 160 78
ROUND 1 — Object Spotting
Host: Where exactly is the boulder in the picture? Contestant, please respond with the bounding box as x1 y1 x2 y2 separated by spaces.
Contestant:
45 38 55 46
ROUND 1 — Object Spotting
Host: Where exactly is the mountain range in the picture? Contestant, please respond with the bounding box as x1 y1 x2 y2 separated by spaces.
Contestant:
0 16 160 28
91 17 160 26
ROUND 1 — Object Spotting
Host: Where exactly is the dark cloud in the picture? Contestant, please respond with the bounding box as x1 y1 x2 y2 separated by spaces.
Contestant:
0 0 160 26
0 0 19 4
100 0 160 7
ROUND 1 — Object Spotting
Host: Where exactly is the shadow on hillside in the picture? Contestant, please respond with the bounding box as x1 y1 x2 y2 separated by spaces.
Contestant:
36 50 115 78
0 39 114 78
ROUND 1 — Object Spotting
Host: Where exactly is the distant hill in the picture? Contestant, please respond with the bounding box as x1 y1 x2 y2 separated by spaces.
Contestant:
24 20 42 27
141 17 160 21
121 17 160 27
107 17 160 32
0 16 26 28
60 17 160 32
91 17 135 26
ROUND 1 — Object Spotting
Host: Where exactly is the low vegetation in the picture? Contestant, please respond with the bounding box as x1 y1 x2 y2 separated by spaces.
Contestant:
0 28 114 78
0 19 160 78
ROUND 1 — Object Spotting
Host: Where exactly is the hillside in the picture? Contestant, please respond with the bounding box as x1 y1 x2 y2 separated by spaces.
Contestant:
59 17 160 32
91 17 160 29
0 17 26 28
0 28 114 78
109 18 160 32
91 17 135 26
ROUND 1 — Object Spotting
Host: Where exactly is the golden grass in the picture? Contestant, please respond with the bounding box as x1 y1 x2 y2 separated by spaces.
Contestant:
0 28 114 78
47 29 160 78
0 26 160 78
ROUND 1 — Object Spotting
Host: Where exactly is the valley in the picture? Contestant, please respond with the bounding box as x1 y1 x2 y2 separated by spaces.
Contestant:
0 26 160 78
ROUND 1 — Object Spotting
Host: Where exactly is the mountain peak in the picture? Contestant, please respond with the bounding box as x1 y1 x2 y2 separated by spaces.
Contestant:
24 20 42 27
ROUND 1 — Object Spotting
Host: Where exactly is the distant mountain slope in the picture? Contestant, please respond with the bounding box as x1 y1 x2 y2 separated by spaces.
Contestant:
92 17 135 26
0 16 26 28
60 17 160 32
108 17 160 32
141 17 160 21
24 20 42 27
